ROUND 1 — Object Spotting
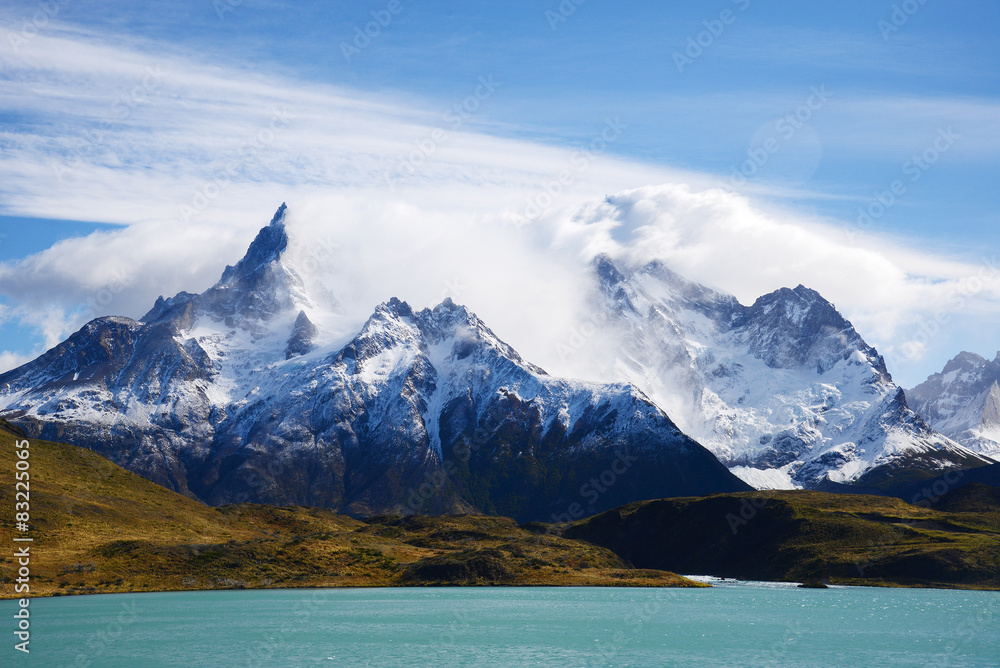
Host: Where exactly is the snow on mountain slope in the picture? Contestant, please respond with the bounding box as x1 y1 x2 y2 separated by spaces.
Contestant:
587 255 990 489
908 352 1000 458
0 205 748 520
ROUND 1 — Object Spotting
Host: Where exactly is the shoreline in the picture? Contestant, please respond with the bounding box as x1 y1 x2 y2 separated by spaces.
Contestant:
7 575 1000 602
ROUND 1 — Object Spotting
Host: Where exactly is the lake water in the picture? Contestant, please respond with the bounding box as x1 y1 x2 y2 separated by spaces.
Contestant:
5 580 999 667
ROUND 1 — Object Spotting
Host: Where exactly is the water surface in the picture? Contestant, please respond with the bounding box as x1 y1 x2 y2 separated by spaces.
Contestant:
5 581 998 667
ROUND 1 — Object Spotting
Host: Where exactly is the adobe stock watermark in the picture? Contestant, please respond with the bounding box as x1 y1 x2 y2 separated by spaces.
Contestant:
178 107 295 221
230 460 286 506
549 450 638 524
752 622 804 668
7 0 70 52
70 600 140 667
340 0 409 62
884 255 999 371
844 127 959 243
77 270 130 324
725 495 769 534
12 437 33 655
925 603 997 668
910 469 965 509
878 0 930 40
213 0 244 21
513 117 629 231
673 0 752 74
851 468 973 578
554 307 613 363
584 593 681 667
245 590 334 668
383 75 500 191
545 0 586 31
854 522 914 577
404 439 483 514
53 66 166 181
726 85 832 189
438 276 466 304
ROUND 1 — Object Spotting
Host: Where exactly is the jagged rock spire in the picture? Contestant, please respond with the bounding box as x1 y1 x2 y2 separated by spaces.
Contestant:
141 204 307 330
219 203 288 287
979 381 1000 430
285 310 319 359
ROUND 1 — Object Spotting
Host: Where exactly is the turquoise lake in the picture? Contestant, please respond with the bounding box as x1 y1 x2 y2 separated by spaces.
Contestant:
5 580 999 667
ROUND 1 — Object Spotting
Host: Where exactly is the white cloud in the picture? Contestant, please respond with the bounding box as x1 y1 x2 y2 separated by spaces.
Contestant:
0 350 32 373
1 25 999 390
0 25 702 226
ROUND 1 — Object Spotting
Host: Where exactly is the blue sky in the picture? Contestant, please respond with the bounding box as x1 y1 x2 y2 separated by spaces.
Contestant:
0 0 998 386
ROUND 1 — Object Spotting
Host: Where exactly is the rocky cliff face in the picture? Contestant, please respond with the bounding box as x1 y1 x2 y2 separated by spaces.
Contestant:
0 206 748 521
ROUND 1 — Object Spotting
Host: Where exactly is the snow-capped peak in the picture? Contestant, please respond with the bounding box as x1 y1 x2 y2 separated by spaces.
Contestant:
908 353 1000 457
587 255 986 489
143 204 316 334
218 202 288 287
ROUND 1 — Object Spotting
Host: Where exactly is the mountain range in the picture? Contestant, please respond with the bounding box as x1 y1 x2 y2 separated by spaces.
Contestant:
0 205 746 522
0 203 994 519
583 253 991 489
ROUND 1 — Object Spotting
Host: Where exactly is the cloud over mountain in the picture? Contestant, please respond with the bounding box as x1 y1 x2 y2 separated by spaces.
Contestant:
1 28 999 388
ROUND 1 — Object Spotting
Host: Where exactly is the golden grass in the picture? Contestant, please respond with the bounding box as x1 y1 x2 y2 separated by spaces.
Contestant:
0 423 701 598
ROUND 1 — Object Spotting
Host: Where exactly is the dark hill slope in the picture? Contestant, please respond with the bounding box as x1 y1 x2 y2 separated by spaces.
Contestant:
0 420 701 597
564 490 1000 589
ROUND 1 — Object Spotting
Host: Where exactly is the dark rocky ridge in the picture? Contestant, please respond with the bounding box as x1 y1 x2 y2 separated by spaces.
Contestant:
564 488 1000 589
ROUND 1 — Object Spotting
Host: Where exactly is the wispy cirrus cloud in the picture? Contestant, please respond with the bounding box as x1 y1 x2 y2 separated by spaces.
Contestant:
0 24 701 225
0 22 998 389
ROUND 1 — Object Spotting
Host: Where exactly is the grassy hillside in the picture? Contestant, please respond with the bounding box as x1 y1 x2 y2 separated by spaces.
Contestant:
564 489 1000 590
6 418 997 595
0 420 700 598
883 462 1000 504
